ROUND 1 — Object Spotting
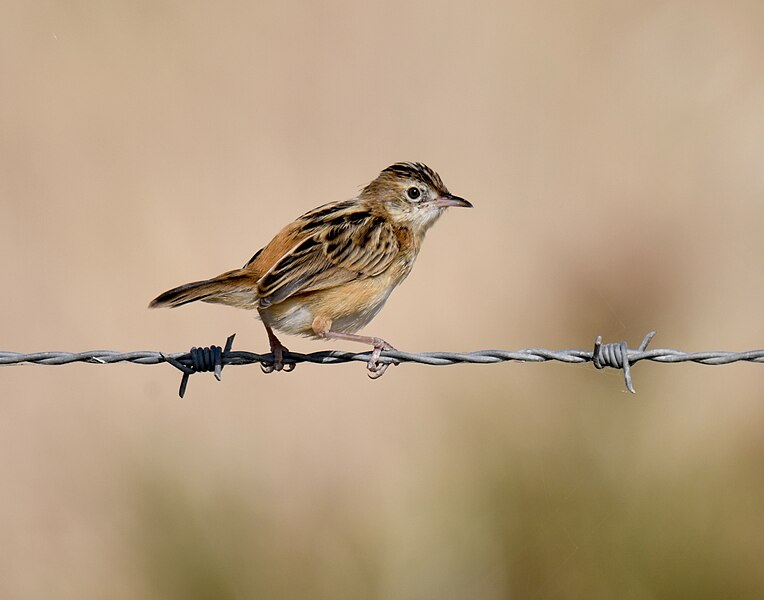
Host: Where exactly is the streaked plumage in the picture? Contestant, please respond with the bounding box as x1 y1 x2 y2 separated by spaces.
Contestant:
150 162 472 377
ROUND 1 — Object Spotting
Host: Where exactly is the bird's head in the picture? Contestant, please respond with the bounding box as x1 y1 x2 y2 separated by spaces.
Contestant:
362 162 472 235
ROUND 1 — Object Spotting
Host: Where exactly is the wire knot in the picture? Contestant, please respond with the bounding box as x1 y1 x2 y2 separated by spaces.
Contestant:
592 331 656 394
162 334 236 398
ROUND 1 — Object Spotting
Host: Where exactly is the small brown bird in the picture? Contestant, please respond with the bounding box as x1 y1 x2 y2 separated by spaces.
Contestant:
150 162 472 377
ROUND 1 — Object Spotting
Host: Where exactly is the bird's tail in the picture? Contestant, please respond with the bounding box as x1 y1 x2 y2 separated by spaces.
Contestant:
149 270 257 309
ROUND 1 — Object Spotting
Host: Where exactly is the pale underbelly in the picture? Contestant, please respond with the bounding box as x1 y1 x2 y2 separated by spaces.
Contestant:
258 277 398 338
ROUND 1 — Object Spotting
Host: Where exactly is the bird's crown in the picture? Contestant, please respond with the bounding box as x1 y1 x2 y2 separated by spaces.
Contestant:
380 162 449 195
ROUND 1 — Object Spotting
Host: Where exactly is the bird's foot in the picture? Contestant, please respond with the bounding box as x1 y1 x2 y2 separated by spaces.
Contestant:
367 338 397 379
261 342 295 373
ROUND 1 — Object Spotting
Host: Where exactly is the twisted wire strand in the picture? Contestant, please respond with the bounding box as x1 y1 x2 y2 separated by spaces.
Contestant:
2 331 764 396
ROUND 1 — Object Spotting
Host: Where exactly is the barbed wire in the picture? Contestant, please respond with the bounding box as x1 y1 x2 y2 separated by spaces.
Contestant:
2 331 764 397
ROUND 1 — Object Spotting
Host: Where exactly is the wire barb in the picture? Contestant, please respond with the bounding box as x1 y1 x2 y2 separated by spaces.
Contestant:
592 331 656 393
161 334 236 398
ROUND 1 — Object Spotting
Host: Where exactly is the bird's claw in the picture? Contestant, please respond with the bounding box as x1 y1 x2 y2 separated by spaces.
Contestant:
260 345 295 374
367 339 397 379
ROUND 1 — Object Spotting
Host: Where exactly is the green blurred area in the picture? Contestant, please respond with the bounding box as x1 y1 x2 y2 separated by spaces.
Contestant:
1 0 764 597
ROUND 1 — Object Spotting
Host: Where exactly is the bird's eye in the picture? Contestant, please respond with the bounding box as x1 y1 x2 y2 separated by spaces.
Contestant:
406 187 421 201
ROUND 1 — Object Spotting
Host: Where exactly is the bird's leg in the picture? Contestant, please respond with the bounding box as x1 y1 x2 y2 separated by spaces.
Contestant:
260 320 294 373
315 327 397 379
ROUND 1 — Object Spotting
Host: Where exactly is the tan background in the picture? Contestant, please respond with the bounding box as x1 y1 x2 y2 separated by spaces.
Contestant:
2 1 764 597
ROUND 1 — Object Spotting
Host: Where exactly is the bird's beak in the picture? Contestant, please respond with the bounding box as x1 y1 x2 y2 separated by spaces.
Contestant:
434 194 473 209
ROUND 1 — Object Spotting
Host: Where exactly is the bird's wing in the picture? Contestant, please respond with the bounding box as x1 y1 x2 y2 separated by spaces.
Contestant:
255 201 400 307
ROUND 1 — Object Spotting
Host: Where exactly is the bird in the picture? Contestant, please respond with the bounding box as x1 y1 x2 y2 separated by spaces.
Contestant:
149 162 472 378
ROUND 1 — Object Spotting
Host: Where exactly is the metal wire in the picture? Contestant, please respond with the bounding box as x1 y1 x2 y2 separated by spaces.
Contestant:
2 331 764 397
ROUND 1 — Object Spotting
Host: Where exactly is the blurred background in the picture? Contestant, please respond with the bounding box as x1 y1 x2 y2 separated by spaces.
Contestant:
2 0 764 597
